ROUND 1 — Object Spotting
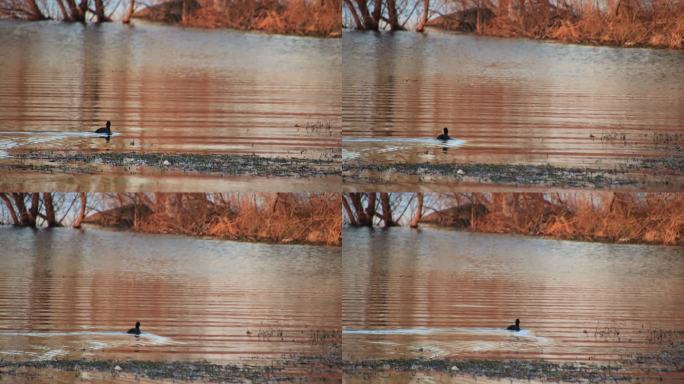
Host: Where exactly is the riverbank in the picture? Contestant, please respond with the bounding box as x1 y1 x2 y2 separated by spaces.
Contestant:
10 151 339 178
344 344 684 382
427 3 684 49
343 156 684 191
0 349 341 383
82 192 342 246
344 329 683 382
134 0 341 37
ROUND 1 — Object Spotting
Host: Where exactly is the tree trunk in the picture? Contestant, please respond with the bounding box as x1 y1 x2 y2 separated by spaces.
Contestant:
64 0 82 21
25 0 47 20
73 192 87 228
342 195 358 226
343 0 363 29
12 193 34 227
380 192 396 227
122 0 135 23
0 193 19 225
354 0 378 30
29 193 40 223
348 193 373 226
371 0 382 25
417 0 429 32
94 0 108 22
365 193 376 225
410 192 423 228
386 0 401 30
56 0 71 21
77 0 88 22
43 193 59 227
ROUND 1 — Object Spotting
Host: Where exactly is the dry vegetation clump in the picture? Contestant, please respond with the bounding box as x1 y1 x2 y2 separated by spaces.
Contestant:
469 193 684 245
136 0 341 37
97 193 341 246
440 0 684 49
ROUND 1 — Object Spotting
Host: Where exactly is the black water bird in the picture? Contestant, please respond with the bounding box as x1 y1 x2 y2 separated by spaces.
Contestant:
95 121 112 135
437 127 451 141
506 319 520 332
127 321 141 335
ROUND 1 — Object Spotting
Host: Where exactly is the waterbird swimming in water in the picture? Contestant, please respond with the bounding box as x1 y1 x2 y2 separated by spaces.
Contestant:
437 127 451 141
127 321 141 335
506 319 520 331
94 121 111 135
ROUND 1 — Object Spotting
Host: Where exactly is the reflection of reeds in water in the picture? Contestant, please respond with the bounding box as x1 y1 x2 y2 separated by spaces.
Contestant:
122 193 341 246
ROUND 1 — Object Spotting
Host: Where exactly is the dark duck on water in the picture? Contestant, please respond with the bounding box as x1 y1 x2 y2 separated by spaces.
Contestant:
127 321 141 335
95 121 112 135
437 127 451 141
506 319 521 332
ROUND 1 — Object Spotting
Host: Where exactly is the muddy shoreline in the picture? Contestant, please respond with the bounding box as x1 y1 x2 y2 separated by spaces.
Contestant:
343 158 684 190
344 341 684 382
345 359 634 382
7 151 340 178
0 355 341 383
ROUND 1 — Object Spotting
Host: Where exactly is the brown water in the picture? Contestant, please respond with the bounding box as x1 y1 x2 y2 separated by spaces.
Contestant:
0 170 341 192
0 20 340 189
342 227 684 371
343 31 684 186
0 227 340 365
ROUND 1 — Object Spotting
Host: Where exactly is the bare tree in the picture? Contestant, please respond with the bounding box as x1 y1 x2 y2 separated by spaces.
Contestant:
122 0 134 23
417 0 429 32
73 192 87 228
12 193 34 227
410 192 423 227
0 193 19 225
94 0 109 22
43 193 59 227
379 192 397 227
344 0 408 30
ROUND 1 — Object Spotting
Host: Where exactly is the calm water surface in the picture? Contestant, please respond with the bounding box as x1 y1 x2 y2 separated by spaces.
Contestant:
0 227 340 364
343 227 684 367
0 20 339 156
343 31 684 171
0 20 340 189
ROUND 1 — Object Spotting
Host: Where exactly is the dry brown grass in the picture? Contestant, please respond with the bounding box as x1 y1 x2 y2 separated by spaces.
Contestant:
103 193 341 246
467 193 684 245
144 0 341 37
447 0 684 48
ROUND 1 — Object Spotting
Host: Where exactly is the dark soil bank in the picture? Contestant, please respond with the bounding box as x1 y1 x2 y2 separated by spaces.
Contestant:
343 157 684 190
12 151 340 178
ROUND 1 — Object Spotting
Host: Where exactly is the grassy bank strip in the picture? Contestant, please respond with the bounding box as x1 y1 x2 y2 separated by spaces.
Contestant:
344 358 634 382
0 357 341 383
343 159 684 190
15 151 340 178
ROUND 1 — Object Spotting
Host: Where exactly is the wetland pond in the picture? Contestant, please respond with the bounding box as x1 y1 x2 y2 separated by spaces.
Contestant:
342 31 684 191
0 20 340 191
0 227 340 382
343 227 684 382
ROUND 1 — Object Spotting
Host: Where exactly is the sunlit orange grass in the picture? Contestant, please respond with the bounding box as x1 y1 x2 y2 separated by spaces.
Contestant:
134 193 341 246
256 0 341 37
480 0 684 48
186 0 341 37
471 193 684 245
